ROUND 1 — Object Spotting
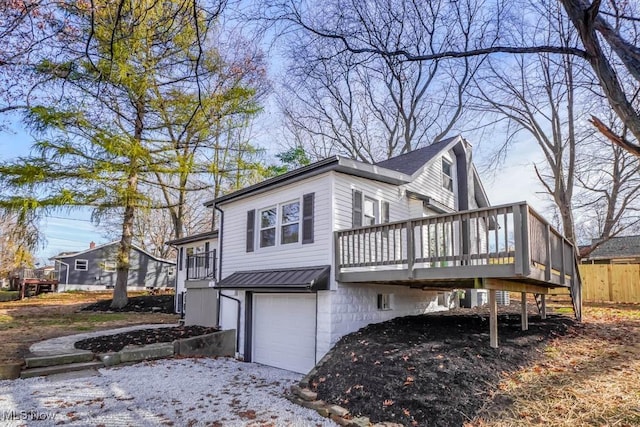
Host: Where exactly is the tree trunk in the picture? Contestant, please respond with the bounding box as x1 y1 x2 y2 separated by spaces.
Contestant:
560 0 640 156
111 97 143 309
111 168 138 309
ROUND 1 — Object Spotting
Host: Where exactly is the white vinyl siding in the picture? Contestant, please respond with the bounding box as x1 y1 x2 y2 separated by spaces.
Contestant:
220 174 333 276
403 150 458 210
333 172 409 231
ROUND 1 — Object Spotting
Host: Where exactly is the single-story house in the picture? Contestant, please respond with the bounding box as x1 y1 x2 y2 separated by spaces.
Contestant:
171 135 581 374
51 241 176 291
581 235 640 264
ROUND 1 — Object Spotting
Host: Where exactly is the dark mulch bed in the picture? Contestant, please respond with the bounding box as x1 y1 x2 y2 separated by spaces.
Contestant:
81 294 174 314
74 325 218 353
309 311 575 427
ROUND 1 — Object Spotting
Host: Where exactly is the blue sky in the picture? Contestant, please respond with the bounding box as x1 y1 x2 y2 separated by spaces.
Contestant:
0 117 105 264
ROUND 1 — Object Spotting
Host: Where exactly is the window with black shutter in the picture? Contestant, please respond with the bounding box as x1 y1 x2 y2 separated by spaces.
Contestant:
302 193 314 244
352 189 363 227
246 209 255 252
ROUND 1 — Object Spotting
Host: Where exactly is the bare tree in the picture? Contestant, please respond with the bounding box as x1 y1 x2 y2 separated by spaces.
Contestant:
271 0 491 162
575 121 640 253
472 2 582 243
474 2 640 248
267 0 640 158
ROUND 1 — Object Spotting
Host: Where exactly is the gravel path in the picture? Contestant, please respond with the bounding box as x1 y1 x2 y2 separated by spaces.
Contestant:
0 358 333 426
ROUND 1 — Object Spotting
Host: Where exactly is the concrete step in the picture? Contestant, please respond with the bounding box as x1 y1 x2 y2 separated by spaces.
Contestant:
20 361 104 379
25 352 94 368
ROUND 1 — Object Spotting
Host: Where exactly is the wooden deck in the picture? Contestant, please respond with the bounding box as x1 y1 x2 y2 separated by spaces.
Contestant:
10 268 59 299
334 202 582 322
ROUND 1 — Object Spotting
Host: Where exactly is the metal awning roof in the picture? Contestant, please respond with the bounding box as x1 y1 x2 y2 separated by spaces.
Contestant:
217 265 331 292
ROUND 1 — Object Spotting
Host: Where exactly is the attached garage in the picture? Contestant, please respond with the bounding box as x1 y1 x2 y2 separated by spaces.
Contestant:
252 293 316 373
216 265 330 374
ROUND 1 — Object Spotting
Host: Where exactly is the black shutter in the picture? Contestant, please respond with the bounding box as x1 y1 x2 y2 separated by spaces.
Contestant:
204 241 210 268
352 189 363 227
178 247 183 271
246 209 255 252
302 193 315 244
382 201 390 223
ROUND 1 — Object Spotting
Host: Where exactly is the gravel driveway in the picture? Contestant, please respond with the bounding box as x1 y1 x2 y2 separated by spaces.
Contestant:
0 358 333 426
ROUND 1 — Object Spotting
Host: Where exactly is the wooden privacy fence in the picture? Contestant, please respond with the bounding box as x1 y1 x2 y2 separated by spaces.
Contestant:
579 264 640 303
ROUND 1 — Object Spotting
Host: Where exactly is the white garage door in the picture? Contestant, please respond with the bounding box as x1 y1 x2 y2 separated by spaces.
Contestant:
252 293 316 374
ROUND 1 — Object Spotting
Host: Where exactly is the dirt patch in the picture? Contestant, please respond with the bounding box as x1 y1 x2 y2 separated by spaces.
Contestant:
81 294 174 313
74 325 219 353
0 292 178 363
309 311 574 427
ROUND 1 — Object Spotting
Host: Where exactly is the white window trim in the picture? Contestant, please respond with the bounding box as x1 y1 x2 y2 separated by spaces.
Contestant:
75 259 88 271
103 261 117 272
257 198 302 249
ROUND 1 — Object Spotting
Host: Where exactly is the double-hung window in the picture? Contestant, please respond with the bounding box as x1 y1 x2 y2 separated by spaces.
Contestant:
103 261 116 272
442 158 453 192
363 196 379 226
259 200 301 248
75 259 88 271
280 201 300 244
259 207 277 248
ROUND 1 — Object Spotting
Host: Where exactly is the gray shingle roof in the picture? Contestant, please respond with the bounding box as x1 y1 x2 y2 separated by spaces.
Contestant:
587 235 640 259
374 136 458 175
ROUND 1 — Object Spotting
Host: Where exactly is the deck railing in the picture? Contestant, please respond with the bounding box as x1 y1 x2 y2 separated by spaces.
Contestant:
334 201 578 288
186 250 217 280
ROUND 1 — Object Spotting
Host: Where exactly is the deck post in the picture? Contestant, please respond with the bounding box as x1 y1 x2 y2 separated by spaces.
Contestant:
540 294 547 319
489 288 498 348
333 232 341 282
521 292 528 331
406 221 415 278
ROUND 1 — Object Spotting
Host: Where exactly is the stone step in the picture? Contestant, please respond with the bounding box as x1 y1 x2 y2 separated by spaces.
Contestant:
25 352 95 369
20 361 104 379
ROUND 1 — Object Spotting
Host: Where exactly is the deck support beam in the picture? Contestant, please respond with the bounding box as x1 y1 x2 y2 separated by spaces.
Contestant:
489 289 498 348
521 292 528 331
540 294 547 319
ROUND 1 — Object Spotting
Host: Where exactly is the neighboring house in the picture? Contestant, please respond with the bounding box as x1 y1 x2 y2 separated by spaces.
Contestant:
52 241 176 291
173 135 581 374
581 235 640 264
166 230 218 314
